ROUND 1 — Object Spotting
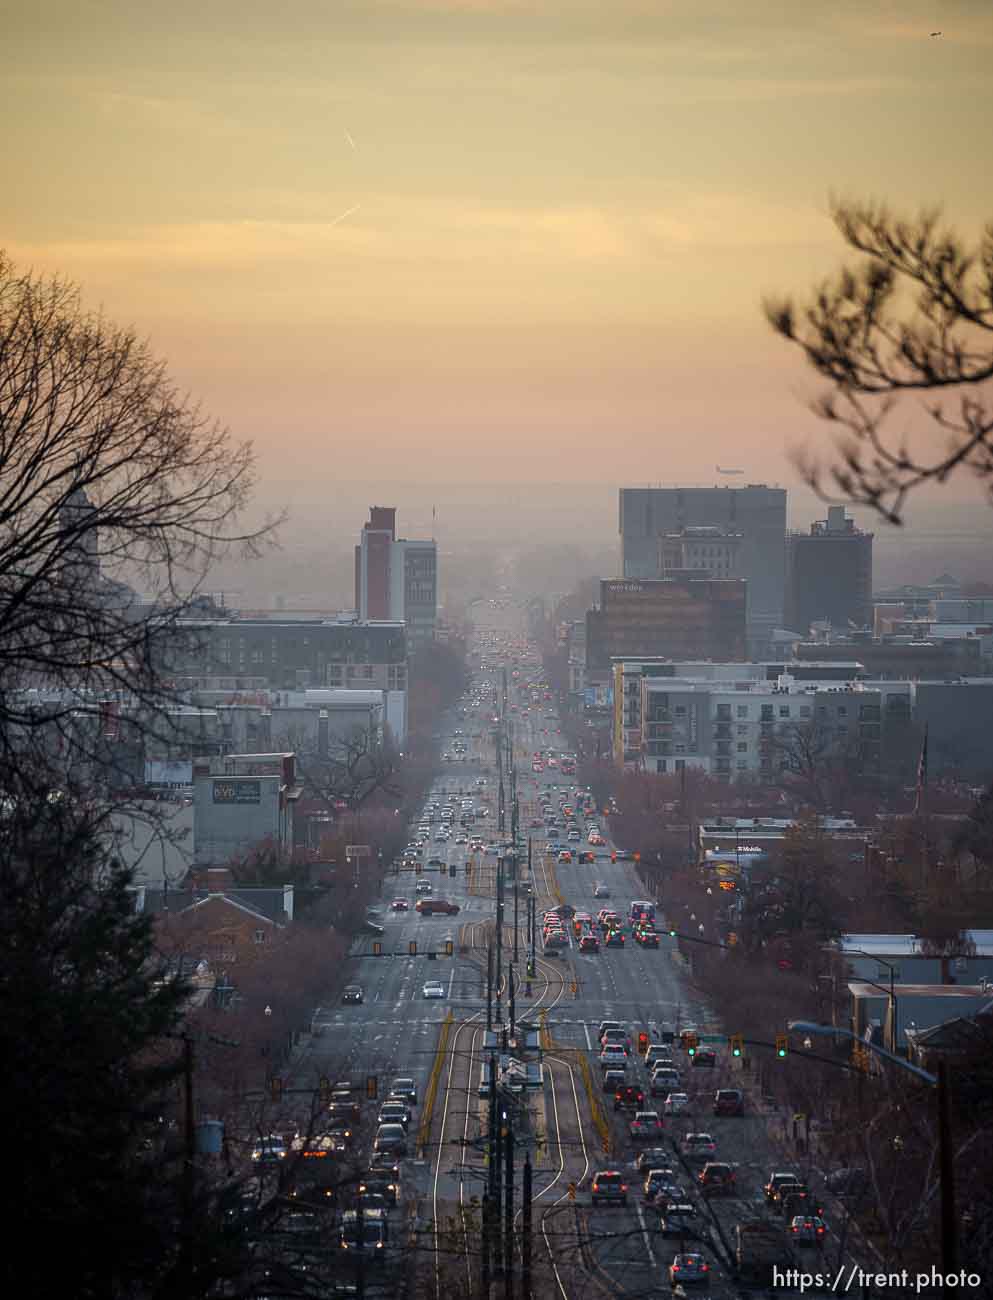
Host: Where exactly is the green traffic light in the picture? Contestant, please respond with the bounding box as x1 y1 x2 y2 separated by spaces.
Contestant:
777 1048 786 1058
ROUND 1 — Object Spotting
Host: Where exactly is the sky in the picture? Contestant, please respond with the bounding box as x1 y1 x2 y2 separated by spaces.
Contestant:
3 0 992 500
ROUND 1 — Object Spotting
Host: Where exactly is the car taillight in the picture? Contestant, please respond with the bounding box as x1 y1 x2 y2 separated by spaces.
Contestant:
620 1184 628 1191
701 1263 709 1271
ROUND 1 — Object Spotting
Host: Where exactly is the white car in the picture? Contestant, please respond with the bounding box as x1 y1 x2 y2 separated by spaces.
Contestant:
664 1092 691 1116
422 981 446 999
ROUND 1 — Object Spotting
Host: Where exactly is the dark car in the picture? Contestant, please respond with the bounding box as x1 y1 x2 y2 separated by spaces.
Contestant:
636 1146 671 1174
604 930 626 948
602 1068 627 1093
342 985 364 1004
714 1088 745 1117
591 1170 628 1206
613 1084 645 1112
635 929 660 948
579 934 600 953
373 1123 407 1156
359 1168 401 1206
691 1048 717 1068
698 1162 736 1196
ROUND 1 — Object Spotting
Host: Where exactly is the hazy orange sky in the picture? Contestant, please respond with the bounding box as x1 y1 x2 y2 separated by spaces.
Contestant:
4 0 991 495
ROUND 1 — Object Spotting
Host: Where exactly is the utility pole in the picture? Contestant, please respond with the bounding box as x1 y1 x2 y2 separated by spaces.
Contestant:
487 943 494 1031
522 1154 533 1300
513 863 520 963
939 1060 957 1278
509 964 516 1042
495 857 504 1024
503 1122 515 1297
487 1052 500 1284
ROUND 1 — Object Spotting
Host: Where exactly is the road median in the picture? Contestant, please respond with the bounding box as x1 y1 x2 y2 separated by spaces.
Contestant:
417 1009 455 1157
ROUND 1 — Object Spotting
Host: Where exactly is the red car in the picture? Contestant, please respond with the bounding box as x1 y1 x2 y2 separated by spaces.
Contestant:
391 898 410 912
579 934 600 953
416 898 460 916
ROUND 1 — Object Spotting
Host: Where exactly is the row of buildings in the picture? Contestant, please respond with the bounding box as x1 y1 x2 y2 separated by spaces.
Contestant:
565 485 993 783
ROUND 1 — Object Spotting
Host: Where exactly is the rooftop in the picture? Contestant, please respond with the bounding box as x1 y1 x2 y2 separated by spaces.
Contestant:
838 932 993 958
849 982 993 999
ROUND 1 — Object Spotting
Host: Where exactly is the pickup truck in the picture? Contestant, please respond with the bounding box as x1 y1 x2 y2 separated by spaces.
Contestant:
416 898 460 916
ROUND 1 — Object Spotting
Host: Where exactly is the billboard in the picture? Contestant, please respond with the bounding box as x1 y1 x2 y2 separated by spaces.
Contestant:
212 779 262 805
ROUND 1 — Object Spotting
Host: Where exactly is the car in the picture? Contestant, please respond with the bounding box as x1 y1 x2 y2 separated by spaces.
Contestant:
668 1252 710 1287
578 934 600 953
645 1044 674 1069
605 930 626 948
427 857 445 869
358 1168 400 1205
416 880 433 895
598 1021 624 1041
601 1028 630 1050
602 1068 627 1092
698 1162 736 1196
591 1170 628 1206
599 1046 629 1068
378 1101 410 1129
391 898 410 912
650 1071 682 1098
423 981 446 999
714 1088 745 1117
613 1084 645 1111
617 1136 661 1171
764 1171 801 1201
342 985 364 1005
635 929 660 948
391 1077 418 1106
659 1198 698 1230
373 1123 407 1156
790 1214 828 1246
454 835 468 845
557 850 572 863
664 1092 690 1116
629 1110 664 1141
681 1133 717 1161
251 1134 288 1165
691 1048 717 1068
643 1168 679 1201
416 898 460 916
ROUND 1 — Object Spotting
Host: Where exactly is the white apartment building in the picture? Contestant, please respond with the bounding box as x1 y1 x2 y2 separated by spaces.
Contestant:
613 659 908 781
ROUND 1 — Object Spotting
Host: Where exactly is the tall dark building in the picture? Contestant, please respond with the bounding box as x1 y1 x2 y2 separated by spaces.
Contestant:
787 507 873 634
619 485 786 658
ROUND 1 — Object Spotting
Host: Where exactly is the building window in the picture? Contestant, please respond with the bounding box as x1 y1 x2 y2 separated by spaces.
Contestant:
363 665 374 679
953 956 968 974
736 759 748 770
737 705 748 718
737 725 748 736
779 706 790 718
251 647 264 665
799 705 811 718
837 706 848 717
675 706 687 716
737 742 748 752
253 929 268 945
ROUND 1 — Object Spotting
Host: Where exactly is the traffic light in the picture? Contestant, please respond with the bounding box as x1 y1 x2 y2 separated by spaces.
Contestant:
416 861 422 874
611 851 617 863
270 1076 283 1102
775 1033 789 1059
633 852 640 863
449 863 456 877
319 1075 332 1105
668 926 677 937
570 980 578 995
729 1034 744 1058
637 1031 649 1055
445 939 454 957
366 1075 378 1099
409 941 418 956
685 1032 698 1056
373 941 382 956
527 958 535 978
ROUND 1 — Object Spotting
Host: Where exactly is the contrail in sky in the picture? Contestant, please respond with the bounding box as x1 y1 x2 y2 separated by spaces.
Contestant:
329 204 360 228
344 128 357 152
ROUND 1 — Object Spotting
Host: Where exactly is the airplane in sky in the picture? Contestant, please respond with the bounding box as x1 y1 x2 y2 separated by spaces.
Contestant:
716 466 744 475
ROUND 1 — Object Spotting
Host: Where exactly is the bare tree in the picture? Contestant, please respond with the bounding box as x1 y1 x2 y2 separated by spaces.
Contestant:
0 252 279 771
764 200 993 523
